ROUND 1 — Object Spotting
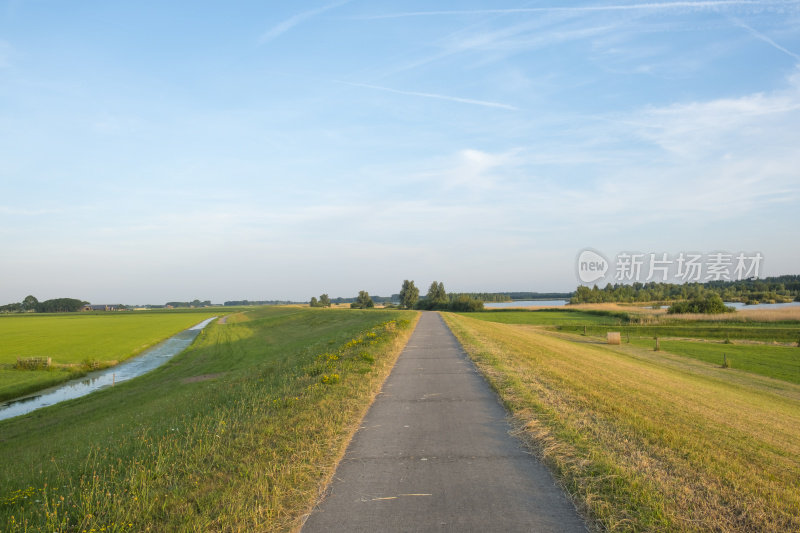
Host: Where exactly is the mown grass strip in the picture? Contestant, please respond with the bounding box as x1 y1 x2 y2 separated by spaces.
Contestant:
442 312 800 533
0 307 419 532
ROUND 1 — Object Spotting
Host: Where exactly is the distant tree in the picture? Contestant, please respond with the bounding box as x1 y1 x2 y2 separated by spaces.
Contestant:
22 295 39 312
319 294 331 307
351 290 375 309
448 294 484 312
398 280 419 309
418 281 448 310
35 298 87 313
309 296 319 307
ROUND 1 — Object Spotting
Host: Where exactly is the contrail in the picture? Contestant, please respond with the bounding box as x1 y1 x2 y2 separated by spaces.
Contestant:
337 80 519 110
259 0 351 44
733 18 800 61
356 1 796 20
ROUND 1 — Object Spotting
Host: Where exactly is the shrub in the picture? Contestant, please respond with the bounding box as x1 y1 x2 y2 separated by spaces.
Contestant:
667 293 735 314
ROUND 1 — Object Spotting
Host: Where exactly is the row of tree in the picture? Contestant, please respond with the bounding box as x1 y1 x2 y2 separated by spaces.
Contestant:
309 281 484 312
309 294 331 307
571 276 800 305
166 300 212 308
398 280 484 311
0 295 88 313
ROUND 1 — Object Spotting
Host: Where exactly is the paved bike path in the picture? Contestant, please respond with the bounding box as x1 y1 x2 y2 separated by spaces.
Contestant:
302 312 586 532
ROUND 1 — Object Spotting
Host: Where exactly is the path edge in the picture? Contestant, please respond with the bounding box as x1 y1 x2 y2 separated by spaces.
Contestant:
293 310 422 533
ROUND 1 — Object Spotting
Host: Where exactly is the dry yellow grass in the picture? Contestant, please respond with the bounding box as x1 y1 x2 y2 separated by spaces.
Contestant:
443 312 800 532
666 305 800 322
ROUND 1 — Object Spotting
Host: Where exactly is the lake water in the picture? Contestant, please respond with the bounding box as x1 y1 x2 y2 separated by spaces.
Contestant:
0 316 217 421
484 299 569 308
725 301 800 310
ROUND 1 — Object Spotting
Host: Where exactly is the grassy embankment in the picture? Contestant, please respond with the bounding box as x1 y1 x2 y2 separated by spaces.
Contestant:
0 306 419 532
0 310 222 402
443 310 800 532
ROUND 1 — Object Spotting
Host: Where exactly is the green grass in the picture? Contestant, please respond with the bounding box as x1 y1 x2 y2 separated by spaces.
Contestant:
463 309 627 326
0 310 221 401
443 312 800 532
557 323 800 343
629 338 800 384
0 306 418 532
0 310 221 365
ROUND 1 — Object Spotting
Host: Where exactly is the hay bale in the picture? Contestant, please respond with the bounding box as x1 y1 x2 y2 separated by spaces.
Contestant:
607 332 621 345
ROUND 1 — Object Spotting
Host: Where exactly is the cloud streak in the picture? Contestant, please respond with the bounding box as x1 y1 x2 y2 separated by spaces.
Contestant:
732 19 800 61
357 1 798 19
336 80 519 110
258 0 351 44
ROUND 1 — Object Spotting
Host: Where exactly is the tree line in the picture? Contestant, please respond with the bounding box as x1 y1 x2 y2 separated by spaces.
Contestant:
308 281 485 312
571 276 800 305
0 295 88 313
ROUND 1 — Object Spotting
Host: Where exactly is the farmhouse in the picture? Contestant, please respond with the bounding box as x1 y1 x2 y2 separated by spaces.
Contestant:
81 304 118 312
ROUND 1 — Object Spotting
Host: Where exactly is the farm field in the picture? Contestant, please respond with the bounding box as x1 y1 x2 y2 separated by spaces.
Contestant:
464 307 800 343
627 338 800 384
466 309 627 326
443 312 800 532
0 310 222 401
0 306 418 532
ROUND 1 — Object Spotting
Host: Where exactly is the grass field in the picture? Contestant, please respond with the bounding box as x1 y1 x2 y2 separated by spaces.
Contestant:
0 310 222 364
0 306 418 532
628 338 800 384
465 308 800 343
0 310 222 402
442 312 800 532
465 309 627 326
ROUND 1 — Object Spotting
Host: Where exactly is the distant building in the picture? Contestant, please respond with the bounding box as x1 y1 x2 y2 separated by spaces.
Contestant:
81 304 118 312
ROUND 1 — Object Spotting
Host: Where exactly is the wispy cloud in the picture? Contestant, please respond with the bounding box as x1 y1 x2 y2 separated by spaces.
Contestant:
258 0 351 45
356 1 795 20
336 80 519 110
732 18 800 61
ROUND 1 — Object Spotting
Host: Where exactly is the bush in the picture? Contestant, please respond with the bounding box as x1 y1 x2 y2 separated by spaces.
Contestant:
448 295 484 312
667 293 735 314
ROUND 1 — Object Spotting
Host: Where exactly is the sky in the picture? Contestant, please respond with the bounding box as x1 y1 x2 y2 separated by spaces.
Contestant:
1 1 799 304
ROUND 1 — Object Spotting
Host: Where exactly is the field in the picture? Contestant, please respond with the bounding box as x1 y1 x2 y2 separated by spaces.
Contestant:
467 309 627 326
443 311 800 532
0 306 418 532
0 310 221 401
628 338 800 384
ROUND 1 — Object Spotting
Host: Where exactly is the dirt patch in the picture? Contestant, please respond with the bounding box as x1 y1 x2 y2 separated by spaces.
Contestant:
218 315 229 325
181 373 226 384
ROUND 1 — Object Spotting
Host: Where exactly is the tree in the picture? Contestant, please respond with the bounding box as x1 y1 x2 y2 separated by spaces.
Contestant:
309 296 319 307
420 281 448 310
22 295 39 312
351 290 374 309
319 294 331 307
398 280 419 309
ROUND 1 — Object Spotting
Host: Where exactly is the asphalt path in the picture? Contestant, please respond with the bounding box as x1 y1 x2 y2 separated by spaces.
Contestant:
302 312 587 532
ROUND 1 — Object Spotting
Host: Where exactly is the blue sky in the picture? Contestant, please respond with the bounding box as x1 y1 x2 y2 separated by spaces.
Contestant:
1 1 799 304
